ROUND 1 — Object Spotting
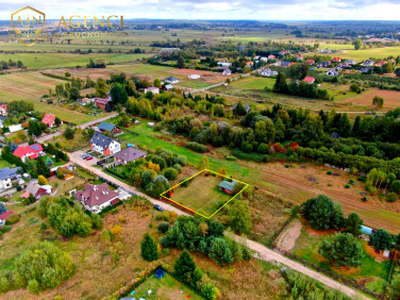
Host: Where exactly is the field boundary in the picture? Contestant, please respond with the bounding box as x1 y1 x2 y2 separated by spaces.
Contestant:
160 168 248 219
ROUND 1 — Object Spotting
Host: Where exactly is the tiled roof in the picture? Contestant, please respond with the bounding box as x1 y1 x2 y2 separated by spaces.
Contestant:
98 122 116 132
113 147 146 162
89 133 116 149
74 183 119 208
42 113 56 125
0 210 15 221
13 144 43 158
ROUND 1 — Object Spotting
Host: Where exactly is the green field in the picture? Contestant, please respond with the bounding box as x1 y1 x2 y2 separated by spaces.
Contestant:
164 171 234 218
316 44 400 61
292 227 389 294
230 77 276 90
0 53 150 69
131 273 203 300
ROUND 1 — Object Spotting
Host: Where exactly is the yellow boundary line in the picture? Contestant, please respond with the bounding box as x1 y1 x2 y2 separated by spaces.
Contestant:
160 169 249 219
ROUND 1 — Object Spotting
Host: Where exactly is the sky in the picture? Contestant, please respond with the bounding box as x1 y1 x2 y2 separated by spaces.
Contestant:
2 0 400 21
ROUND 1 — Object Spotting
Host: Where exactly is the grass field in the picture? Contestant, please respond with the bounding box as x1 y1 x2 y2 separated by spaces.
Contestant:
164 171 236 218
230 77 276 90
0 53 150 69
316 44 400 61
132 273 203 300
292 226 389 294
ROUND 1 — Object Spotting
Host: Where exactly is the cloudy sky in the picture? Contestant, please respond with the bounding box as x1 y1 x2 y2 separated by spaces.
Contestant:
2 0 400 20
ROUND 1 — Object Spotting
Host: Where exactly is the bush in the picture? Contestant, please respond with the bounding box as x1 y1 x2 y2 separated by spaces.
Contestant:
387 192 398 203
344 184 350 189
157 222 170 233
185 142 207 153
5 214 20 225
365 182 378 195
163 167 179 180
327 170 332 175
172 164 183 173
225 156 237 161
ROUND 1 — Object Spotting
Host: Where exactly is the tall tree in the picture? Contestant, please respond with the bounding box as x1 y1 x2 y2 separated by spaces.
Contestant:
140 233 159 261
352 39 362 50
110 83 128 105
369 229 393 252
229 200 252 234
318 233 363 268
174 250 196 282
344 213 363 236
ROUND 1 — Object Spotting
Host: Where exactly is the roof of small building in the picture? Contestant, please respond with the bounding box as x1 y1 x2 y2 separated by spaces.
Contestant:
89 133 118 150
42 113 56 125
303 76 315 83
113 147 147 162
360 225 373 235
165 76 179 82
95 98 110 105
218 180 237 192
25 181 49 196
0 210 15 221
98 122 116 132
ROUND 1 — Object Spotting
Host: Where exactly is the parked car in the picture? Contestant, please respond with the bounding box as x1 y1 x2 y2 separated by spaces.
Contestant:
86 156 93 161
154 204 164 211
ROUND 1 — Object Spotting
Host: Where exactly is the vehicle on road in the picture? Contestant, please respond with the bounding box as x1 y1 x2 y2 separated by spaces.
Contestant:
154 204 164 211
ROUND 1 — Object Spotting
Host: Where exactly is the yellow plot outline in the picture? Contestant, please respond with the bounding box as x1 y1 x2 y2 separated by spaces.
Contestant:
160 168 249 219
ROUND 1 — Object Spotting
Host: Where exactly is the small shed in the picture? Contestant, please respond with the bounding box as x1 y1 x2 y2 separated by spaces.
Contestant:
360 225 373 235
218 180 237 194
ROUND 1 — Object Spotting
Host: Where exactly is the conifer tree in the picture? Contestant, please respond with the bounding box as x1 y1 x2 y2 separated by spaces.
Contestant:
141 233 159 261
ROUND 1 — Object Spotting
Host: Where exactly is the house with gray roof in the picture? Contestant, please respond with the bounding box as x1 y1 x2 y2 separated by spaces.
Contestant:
218 180 237 194
0 167 20 191
98 122 117 134
164 76 179 84
113 147 147 165
74 183 120 213
89 133 121 156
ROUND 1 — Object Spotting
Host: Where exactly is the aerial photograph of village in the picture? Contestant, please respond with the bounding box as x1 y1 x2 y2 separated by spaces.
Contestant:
0 1 400 299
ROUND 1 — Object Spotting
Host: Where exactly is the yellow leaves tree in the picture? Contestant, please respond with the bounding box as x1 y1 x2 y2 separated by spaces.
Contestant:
148 161 161 173
38 175 49 185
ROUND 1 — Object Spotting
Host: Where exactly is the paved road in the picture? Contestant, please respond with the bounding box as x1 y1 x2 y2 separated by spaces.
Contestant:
19 113 118 147
69 150 366 299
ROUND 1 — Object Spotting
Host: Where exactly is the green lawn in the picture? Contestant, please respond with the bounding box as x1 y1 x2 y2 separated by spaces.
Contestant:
0 158 13 169
166 171 234 217
131 273 203 300
292 227 389 294
230 77 276 90
316 45 400 61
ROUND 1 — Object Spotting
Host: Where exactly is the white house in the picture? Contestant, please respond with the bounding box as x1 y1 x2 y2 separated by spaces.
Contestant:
261 68 278 77
326 69 340 76
0 167 20 191
143 87 160 94
89 133 121 156
217 62 231 68
188 74 201 80
8 124 23 133
222 69 232 76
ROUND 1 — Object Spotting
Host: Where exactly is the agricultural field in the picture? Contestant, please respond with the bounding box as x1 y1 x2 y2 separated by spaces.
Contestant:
0 71 105 124
163 170 243 218
291 225 390 294
316 44 400 61
0 53 150 69
116 122 400 233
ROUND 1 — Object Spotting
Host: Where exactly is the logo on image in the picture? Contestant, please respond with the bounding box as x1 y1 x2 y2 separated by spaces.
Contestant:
11 6 45 47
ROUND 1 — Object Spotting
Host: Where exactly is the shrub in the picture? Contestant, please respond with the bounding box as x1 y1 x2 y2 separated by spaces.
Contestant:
157 222 170 233
163 167 178 180
5 214 20 225
226 156 237 161
172 164 183 173
365 182 377 195
349 179 355 185
387 192 398 203
327 170 332 175
344 184 350 189
185 142 207 153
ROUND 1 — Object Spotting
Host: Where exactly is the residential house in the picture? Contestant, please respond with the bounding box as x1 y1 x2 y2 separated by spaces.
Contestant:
332 57 342 62
89 133 121 156
188 74 201 80
303 76 315 84
42 113 59 127
345 59 356 65
318 61 331 68
147 122 155 127
361 67 372 74
162 84 173 91
0 104 7 116
280 61 291 67
260 57 268 62
306 59 315 65
296 55 304 61
363 59 375 66
218 180 237 194
21 181 52 201
13 144 44 162
0 167 21 191
78 98 96 105
268 54 276 60
8 124 23 133
142 87 160 94
261 68 278 77
95 98 111 111
0 210 15 226
232 102 250 114
113 147 147 165
375 61 387 67
326 69 340 76
74 183 121 213
217 62 231 68
98 122 117 134
279 51 289 56
164 76 179 84
222 69 232 76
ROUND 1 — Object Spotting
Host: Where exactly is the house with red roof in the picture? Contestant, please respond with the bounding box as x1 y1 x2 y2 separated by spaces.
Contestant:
303 76 316 84
375 61 387 67
268 54 276 60
74 183 121 213
306 59 315 65
95 98 111 111
332 57 342 62
13 144 44 162
0 210 15 226
42 113 59 127
0 104 7 116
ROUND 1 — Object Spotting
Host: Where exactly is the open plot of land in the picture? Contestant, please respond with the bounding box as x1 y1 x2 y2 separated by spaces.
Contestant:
292 226 390 294
229 76 276 90
117 123 400 233
131 273 203 300
336 88 400 111
162 170 245 218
